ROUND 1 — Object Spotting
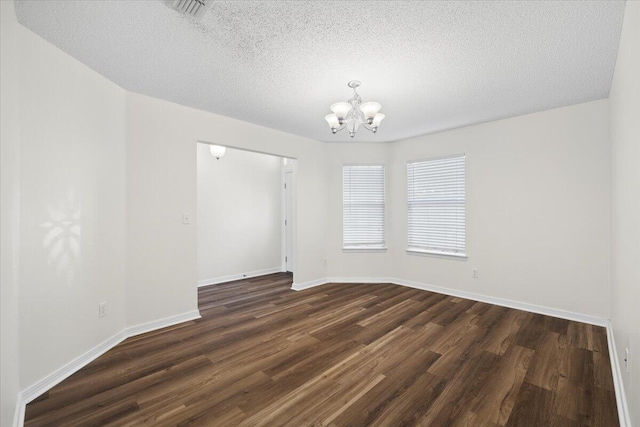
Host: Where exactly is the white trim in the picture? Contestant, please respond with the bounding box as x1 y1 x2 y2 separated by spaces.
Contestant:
14 309 201 427
290 276 608 327
407 152 467 164
14 390 26 427
406 248 467 259
197 267 283 287
326 276 393 284
13 279 627 427
291 278 328 291
606 321 631 427
342 247 387 253
281 168 287 272
389 277 608 327
19 330 128 407
283 170 295 274
125 309 201 338
292 277 394 290
342 164 387 250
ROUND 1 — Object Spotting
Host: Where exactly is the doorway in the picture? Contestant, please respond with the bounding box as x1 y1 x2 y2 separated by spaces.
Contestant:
196 143 296 286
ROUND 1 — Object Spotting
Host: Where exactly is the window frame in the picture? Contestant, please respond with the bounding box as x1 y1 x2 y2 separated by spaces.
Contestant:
406 153 467 259
342 163 387 251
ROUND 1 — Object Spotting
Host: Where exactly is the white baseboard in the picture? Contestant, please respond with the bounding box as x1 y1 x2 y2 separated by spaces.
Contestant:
291 277 329 291
126 310 201 337
14 278 626 427
198 267 283 287
390 277 608 327
14 309 201 427
13 397 23 427
291 276 608 327
18 329 128 409
606 321 631 427
292 276 389 291
326 276 393 284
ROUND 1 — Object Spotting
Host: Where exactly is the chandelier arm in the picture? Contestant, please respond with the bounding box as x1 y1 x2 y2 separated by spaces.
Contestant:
361 123 376 132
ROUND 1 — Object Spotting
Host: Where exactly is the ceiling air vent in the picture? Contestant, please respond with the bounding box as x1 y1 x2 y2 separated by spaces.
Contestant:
171 0 211 21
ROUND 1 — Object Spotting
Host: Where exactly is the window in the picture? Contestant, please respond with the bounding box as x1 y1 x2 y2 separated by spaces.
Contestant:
343 165 386 249
407 154 466 257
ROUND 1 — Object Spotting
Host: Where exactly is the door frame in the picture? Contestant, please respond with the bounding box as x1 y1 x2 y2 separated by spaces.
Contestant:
282 163 295 273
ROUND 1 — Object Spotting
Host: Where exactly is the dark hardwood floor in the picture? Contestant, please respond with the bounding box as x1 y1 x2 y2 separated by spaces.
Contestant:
25 273 619 426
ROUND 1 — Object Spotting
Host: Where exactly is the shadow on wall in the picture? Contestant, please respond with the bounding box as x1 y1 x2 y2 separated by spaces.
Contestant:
40 188 81 286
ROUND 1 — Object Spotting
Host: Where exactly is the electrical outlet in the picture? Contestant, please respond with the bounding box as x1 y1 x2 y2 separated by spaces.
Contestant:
182 213 191 225
472 268 478 278
625 348 630 373
98 302 107 318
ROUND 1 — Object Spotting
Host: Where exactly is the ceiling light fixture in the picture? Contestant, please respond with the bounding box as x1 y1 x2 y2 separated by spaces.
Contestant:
170 0 212 21
325 81 385 138
209 145 226 159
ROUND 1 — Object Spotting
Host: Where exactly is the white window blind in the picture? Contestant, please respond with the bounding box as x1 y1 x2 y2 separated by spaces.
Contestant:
407 154 466 256
343 165 386 249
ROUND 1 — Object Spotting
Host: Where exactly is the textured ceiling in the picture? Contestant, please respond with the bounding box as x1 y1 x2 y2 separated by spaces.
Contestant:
15 0 625 143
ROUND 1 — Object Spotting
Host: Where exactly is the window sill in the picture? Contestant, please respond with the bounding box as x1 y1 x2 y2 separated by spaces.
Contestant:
406 248 467 260
343 246 387 253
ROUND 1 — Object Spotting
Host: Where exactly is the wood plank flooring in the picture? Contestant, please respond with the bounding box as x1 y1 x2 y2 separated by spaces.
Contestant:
24 273 619 426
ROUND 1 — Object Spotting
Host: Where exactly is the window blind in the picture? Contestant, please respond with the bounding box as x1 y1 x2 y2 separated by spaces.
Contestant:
407 154 466 256
343 165 386 249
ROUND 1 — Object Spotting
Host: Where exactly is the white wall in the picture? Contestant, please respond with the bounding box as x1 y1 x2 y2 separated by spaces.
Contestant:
1 2 629 424
325 101 611 319
388 100 611 318
197 145 282 284
0 0 127 421
325 143 392 279
17 25 127 392
125 91 328 326
1 6 329 422
609 1 640 424
1 2 23 425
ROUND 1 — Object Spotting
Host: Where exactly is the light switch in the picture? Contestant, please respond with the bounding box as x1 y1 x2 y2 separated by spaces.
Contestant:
182 213 191 225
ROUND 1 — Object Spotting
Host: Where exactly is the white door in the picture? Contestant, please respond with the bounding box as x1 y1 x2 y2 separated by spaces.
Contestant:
284 171 293 272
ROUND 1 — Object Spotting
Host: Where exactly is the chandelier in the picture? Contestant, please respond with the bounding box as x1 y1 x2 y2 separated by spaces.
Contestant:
325 81 385 138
